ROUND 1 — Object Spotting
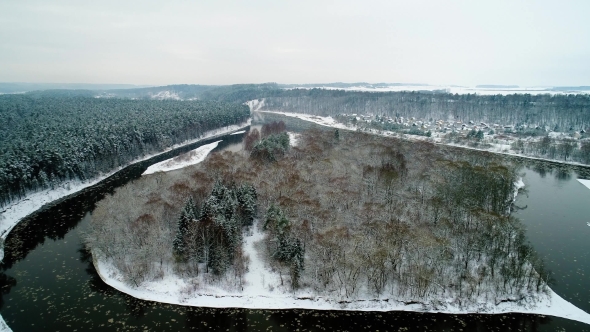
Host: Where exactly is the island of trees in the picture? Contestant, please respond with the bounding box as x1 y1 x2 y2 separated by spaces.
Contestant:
86 121 550 306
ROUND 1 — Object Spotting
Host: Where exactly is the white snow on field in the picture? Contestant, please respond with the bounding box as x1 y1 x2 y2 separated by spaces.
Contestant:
288 85 590 96
230 130 246 135
149 90 181 100
93 219 590 326
577 179 590 190
259 111 351 130
142 141 221 175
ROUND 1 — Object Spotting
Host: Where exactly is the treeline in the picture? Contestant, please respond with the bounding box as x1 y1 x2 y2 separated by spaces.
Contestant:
0 95 250 207
256 89 590 131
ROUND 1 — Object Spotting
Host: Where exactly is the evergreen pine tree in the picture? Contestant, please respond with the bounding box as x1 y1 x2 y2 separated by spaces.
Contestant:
173 197 198 261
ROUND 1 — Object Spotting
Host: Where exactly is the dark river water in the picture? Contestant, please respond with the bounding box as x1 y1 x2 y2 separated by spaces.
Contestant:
1 115 589 331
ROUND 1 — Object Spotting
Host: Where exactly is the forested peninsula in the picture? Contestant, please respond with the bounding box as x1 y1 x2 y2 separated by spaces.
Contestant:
0 95 249 207
87 122 552 308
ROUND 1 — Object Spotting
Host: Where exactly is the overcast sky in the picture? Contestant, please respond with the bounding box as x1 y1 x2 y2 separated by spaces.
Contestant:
1 0 589 86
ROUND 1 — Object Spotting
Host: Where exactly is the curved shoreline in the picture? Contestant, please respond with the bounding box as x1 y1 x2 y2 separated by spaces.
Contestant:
91 246 590 326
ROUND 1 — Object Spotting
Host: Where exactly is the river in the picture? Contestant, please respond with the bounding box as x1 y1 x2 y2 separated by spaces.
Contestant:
0 114 589 331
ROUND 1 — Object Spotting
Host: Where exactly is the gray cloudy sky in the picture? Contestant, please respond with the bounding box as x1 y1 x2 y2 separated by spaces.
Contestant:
1 0 589 86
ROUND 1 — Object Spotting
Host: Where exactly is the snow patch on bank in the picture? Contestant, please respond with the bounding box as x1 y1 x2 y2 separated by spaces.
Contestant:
577 179 590 190
230 130 246 135
93 220 590 325
142 141 221 175
0 315 11 332
261 111 350 130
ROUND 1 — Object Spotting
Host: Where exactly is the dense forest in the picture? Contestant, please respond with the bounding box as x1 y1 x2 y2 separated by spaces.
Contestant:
87 123 550 305
0 94 249 207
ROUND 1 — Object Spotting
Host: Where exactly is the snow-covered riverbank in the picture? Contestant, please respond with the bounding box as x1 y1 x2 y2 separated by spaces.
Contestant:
578 179 590 190
92 219 590 326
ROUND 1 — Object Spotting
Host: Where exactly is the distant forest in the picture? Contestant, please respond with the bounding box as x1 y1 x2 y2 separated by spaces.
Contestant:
0 95 249 207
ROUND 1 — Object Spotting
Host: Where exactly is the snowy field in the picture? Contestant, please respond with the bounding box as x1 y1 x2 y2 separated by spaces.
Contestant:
258 110 351 130
93 218 590 326
288 85 590 96
142 141 221 175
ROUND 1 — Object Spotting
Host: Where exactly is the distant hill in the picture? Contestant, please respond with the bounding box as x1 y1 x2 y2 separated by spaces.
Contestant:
0 82 151 94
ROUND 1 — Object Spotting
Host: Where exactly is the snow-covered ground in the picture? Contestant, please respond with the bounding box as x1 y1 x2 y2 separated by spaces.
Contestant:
287 132 300 147
149 90 181 100
93 218 590 325
578 179 590 190
142 141 221 175
0 316 10 332
288 84 590 96
230 130 246 135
